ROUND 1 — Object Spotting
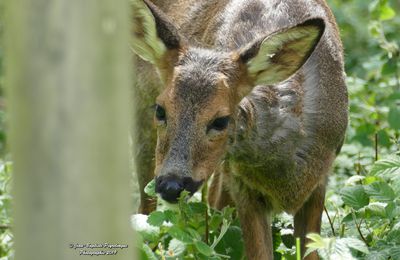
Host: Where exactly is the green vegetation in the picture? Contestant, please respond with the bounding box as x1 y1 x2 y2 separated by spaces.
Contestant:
1 0 400 259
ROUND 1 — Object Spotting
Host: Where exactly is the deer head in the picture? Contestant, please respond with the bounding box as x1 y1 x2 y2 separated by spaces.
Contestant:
132 0 325 203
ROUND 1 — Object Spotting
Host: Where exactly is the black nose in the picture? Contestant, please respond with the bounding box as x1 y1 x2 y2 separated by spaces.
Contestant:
155 175 203 203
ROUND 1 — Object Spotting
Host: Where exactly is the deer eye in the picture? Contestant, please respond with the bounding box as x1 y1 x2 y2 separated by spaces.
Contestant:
155 104 166 122
208 116 230 132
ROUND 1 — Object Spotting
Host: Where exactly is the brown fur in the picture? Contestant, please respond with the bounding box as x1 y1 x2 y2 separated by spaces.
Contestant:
133 0 348 259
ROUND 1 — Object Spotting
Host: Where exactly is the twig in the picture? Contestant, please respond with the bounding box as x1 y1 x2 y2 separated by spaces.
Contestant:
351 210 369 246
324 206 336 236
374 121 379 162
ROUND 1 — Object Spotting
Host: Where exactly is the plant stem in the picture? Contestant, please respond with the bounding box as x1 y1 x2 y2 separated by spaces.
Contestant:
202 179 209 244
351 210 369 246
296 237 301 260
324 206 336 236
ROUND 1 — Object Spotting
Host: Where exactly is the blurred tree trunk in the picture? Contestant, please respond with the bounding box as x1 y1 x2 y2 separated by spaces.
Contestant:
6 0 135 259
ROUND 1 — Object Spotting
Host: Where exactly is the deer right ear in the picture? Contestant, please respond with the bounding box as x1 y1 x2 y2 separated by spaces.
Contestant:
131 0 184 65
238 19 325 86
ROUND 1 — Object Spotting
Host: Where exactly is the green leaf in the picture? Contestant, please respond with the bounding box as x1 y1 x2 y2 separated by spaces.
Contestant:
341 238 369 254
340 186 369 209
209 214 223 231
142 243 158 260
188 202 207 215
147 211 165 227
379 5 395 21
363 202 387 218
168 226 193 243
194 240 214 256
364 182 395 202
388 105 400 130
390 247 400 259
385 201 396 219
214 226 244 260
144 179 156 197
370 156 400 177
365 249 390 260
387 222 400 243
163 210 178 224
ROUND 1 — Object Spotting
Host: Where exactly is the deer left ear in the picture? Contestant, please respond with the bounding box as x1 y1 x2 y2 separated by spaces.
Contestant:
239 18 325 85
131 0 184 65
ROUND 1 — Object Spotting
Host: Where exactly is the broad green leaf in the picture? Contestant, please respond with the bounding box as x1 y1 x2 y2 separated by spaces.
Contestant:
163 210 178 224
168 226 193 243
186 227 202 241
209 214 223 231
340 186 369 209
147 211 165 227
365 249 390 260
341 211 364 223
305 233 327 249
188 202 207 215
387 222 400 243
364 202 387 218
331 239 357 260
388 105 400 130
340 238 369 254
364 182 395 201
370 156 400 177
214 226 244 260
144 179 156 197
385 201 396 219
390 246 400 259
379 5 395 21
142 243 158 260
194 240 214 256
304 233 330 258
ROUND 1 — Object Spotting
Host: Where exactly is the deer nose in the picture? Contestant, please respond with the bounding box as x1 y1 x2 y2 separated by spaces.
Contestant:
155 175 203 203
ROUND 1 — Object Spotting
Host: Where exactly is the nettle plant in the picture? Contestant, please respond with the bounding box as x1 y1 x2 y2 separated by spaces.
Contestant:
131 155 400 260
131 181 246 260
131 181 306 260
312 155 400 260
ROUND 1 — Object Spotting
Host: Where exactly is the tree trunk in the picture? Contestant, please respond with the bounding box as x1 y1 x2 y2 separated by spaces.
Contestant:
5 0 135 259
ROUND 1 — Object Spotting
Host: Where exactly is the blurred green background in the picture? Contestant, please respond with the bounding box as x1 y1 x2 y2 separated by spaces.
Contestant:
0 0 399 259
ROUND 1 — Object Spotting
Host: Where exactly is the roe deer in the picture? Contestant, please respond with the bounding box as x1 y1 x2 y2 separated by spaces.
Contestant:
131 0 348 259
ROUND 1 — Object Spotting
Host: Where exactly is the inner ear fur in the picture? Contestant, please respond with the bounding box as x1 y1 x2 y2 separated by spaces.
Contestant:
238 18 325 85
131 0 186 81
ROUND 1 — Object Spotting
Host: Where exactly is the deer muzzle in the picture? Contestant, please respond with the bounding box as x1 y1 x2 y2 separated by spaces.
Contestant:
155 174 203 203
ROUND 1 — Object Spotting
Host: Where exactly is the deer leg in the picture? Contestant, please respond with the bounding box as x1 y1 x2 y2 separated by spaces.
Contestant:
294 183 326 260
232 188 274 260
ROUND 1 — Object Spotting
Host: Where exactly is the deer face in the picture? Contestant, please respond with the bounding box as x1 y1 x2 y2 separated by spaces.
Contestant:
153 49 241 202
132 0 324 202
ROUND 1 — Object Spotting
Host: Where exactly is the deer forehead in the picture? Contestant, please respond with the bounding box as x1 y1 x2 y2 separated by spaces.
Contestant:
163 49 236 112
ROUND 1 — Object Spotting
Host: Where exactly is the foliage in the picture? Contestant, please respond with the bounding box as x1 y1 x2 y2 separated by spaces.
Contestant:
0 160 12 259
132 183 245 260
0 0 399 259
